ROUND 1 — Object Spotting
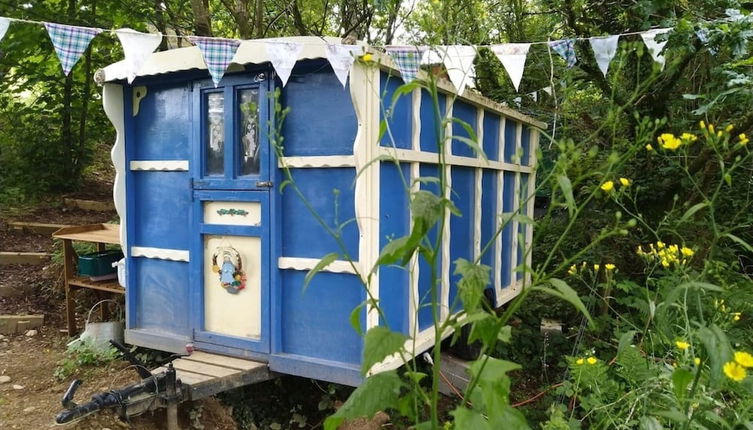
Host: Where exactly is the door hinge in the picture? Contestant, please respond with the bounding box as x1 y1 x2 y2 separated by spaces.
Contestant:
256 181 274 188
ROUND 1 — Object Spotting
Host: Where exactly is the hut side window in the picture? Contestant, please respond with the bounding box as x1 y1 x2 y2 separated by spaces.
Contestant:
238 88 260 176
206 92 225 175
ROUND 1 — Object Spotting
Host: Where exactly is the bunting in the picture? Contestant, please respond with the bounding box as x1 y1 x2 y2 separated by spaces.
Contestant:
115 28 162 83
549 39 577 68
325 44 363 87
385 46 424 83
265 41 304 86
188 36 241 87
589 35 620 77
441 45 477 94
44 22 102 76
641 28 672 69
491 43 531 92
0 17 9 43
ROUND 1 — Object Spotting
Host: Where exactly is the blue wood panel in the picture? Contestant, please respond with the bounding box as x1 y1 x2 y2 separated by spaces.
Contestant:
419 91 446 153
131 172 192 250
379 162 411 334
281 168 359 259
281 64 357 156
451 100 477 158
517 173 529 281
133 83 191 160
132 258 190 335
280 271 363 364
380 73 412 149
504 120 518 163
417 164 441 330
521 125 532 166
479 170 497 290
482 113 501 161
501 172 516 287
449 167 475 312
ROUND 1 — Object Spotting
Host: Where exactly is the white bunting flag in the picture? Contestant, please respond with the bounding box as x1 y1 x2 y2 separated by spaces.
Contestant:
542 86 553 96
325 44 363 87
0 17 9 43
491 43 531 92
528 91 538 102
441 45 477 95
641 28 672 69
265 41 303 86
589 35 620 77
115 28 162 83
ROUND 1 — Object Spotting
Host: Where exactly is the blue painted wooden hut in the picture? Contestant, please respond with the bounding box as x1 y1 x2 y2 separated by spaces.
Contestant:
99 37 544 386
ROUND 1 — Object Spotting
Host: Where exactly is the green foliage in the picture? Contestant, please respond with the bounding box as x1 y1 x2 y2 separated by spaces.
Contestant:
54 338 120 381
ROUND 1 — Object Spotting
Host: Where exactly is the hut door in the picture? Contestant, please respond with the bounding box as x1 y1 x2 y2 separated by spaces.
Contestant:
190 73 272 355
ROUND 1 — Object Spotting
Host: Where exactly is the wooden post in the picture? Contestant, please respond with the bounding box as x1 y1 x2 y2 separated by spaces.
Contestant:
63 239 77 336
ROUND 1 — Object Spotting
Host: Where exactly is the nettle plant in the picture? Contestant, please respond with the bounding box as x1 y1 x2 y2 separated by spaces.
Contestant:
267 61 643 428
546 123 753 428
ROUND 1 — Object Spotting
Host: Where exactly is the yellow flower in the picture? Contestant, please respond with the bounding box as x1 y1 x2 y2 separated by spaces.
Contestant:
681 132 698 142
576 358 584 365
694 357 701 366
601 181 615 192
699 120 706 129
646 143 654 151
587 357 598 365
657 241 665 249
739 133 749 146
725 124 734 132
734 351 753 368
605 263 616 271
681 247 694 257
619 177 631 186
723 361 747 382
732 312 741 321
568 264 577 276
636 245 644 255
708 124 715 134
658 133 682 150
593 264 600 271
676 340 690 350
360 53 374 63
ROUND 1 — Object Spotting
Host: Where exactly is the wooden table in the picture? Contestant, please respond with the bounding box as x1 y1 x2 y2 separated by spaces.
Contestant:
52 224 123 336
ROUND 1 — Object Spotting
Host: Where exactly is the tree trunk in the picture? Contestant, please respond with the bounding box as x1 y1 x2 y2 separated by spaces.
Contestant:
62 0 76 181
191 0 213 36
77 0 96 175
254 0 264 38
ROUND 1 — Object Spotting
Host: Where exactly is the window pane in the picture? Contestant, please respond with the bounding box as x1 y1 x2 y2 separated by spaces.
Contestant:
206 92 224 175
238 88 260 175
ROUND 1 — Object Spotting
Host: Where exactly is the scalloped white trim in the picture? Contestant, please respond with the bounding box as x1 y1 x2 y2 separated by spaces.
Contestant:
130 160 189 171
278 156 355 168
131 246 189 262
103 84 127 250
277 257 358 274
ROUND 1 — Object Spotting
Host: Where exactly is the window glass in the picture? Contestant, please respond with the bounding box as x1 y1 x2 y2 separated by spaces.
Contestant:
238 88 260 175
205 92 225 175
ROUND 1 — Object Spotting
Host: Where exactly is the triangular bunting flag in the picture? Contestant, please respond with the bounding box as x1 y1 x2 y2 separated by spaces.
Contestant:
324 44 362 87
420 48 442 65
115 28 162 84
385 46 424 83
265 41 303 86
528 91 538 102
641 28 672 69
0 17 10 43
491 43 530 92
513 96 522 107
44 22 102 76
589 35 620 77
188 36 242 87
542 86 553 96
440 45 477 94
548 39 577 68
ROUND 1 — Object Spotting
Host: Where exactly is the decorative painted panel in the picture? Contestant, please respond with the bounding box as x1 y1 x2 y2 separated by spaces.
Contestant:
204 201 262 226
131 172 191 250
379 73 413 149
504 120 518 164
482 113 501 161
479 170 498 289
449 166 475 312
417 164 441 331
132 83 191 160
451 101 478 158
501 171 516 287
133 258 190 334
419 90 446 153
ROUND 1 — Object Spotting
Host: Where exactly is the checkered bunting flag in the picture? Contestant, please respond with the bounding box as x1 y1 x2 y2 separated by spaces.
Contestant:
188 36 242 87
548 39 577 68
385 47 424 83
44 22 102 76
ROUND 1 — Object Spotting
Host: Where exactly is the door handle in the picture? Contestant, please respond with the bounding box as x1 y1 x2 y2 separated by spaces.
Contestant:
256 181 274 188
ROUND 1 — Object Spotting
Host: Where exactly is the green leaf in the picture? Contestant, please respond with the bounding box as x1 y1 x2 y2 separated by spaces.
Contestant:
679 202 708 223
617 330 637 358
639 416 665 430
698 325 732 387
534 279 594 327
324 371 403 430
654 409 687 424
451 407 492 430
470 356 521 385
672 368 694 400
454 258 491 313
723 233 753 253
349 302 366 336
303 253 340 291
375 235 415 268
361 327 408 374
556 175 576 217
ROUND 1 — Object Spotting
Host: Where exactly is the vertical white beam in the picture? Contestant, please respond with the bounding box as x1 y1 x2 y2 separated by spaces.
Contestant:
103 84 127 251
409 88 421 335
494 117 505 304
524 128 539 288
350 63 381 330
510 122 523 292
440 98 453 320
473 109 484 262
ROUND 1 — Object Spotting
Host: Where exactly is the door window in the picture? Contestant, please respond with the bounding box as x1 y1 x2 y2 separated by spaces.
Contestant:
238 88 260 176
205 92 225 176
